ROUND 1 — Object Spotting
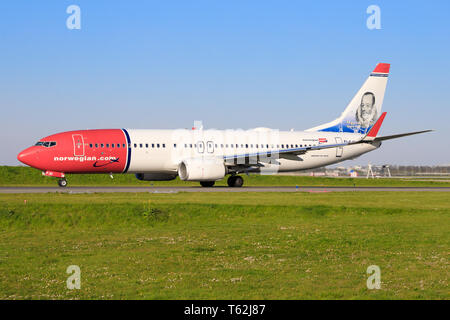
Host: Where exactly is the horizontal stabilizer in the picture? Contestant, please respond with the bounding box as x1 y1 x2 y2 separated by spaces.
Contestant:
373 130 433 142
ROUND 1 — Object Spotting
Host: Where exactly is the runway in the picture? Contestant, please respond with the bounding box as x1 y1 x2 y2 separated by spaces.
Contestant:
1 186 449 193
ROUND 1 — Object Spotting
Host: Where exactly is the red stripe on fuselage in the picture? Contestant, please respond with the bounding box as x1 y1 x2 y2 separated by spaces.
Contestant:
21 129 128 173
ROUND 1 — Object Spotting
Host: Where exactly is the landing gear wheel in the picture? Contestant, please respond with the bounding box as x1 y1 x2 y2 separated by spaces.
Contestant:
227 175 244 188
200 181 215 187
58 179 67 187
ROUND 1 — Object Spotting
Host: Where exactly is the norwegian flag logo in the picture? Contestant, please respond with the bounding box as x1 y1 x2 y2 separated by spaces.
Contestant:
318 138 327 144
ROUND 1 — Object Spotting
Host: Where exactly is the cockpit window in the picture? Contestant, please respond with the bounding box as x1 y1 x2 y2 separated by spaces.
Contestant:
35 141 57 148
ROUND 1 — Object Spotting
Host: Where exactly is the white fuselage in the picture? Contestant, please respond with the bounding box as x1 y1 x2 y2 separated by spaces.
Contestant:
125 128 380 174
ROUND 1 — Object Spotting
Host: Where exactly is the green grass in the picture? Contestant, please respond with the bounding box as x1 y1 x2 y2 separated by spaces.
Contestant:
1 166 450 187
0 192 448 299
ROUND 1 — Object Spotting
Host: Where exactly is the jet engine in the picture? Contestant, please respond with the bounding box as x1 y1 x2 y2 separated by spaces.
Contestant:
178 158 226 181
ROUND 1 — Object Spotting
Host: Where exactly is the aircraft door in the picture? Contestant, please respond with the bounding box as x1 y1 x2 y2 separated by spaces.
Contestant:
335 137 343 157
206 141 214 153
72 134 85 157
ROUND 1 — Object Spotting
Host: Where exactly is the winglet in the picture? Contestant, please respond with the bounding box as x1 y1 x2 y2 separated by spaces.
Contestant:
363 112 387 141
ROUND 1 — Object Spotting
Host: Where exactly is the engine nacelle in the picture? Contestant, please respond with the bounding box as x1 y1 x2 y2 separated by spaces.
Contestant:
178 158 226 181
135 173 177 181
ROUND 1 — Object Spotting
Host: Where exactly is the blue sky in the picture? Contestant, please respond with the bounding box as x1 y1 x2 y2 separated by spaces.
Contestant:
1 1 449 165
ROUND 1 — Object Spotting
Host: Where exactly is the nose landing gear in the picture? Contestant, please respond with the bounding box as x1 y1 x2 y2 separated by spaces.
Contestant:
227 175 244 187
58 178 68 187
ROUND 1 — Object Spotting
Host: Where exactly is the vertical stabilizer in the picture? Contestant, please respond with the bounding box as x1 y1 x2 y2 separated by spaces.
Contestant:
306 63 390 134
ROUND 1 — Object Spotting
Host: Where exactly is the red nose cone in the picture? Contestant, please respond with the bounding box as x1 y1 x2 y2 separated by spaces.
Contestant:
17 147 40 168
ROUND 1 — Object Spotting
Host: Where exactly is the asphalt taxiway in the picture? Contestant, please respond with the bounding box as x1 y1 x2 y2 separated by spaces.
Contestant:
1 186 449 193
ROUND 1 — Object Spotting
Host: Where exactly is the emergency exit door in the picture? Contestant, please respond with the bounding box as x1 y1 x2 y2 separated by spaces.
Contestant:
72 134 85 156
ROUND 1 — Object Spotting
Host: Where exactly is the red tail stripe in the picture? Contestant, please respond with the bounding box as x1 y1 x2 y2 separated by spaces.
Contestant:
372 63 390 74
367 112 387 137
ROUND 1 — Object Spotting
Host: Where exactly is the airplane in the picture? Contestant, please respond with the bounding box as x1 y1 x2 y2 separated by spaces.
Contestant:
17 63 432 187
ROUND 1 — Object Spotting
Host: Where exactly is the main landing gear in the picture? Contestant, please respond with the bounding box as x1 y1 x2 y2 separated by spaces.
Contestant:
58 178 68 187
199 175 244 188
227 175 244 188
200 181 215 187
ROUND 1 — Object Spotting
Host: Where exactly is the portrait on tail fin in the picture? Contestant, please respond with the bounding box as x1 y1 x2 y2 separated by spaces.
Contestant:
355 92 378 129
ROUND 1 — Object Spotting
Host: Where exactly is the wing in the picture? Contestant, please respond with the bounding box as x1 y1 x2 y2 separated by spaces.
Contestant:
223 142 349 163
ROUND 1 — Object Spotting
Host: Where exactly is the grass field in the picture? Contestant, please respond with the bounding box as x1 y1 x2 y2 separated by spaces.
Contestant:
1 166 450 187
0 191 448 299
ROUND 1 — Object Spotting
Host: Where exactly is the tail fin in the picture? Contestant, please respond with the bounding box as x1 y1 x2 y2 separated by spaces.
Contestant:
306 63 390 134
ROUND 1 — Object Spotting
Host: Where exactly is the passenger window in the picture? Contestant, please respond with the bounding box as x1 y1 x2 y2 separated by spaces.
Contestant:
157 144 160 148
95 144 98 148
152 144 155 148
106 144 109 148
163 144 165 148
245 144 248 148
111 144 114 148
173 144 176 148
89 144 93 148
101 144 104 148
